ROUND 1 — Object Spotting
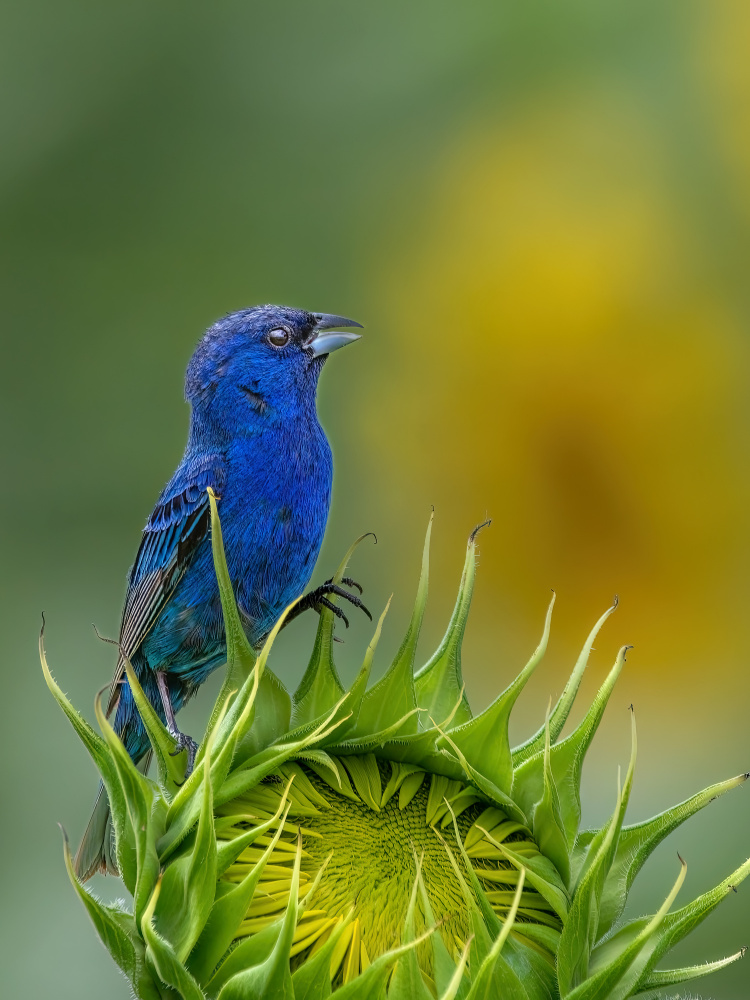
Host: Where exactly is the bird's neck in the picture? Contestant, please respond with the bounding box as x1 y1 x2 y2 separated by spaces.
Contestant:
185 393 323 454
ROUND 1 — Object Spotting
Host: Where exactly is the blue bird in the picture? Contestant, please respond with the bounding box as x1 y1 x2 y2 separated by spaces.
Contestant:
75 305 368 881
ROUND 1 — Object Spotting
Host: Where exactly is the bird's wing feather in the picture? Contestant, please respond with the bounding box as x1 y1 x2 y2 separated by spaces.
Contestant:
106 455 224 716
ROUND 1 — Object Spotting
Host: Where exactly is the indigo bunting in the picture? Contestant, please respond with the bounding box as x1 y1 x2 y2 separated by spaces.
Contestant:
75 305 368 881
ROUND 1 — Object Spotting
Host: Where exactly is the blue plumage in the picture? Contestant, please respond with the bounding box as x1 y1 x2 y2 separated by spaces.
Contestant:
75 304 364 880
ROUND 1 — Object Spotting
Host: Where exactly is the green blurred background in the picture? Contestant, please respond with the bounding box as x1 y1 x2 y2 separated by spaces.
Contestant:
2 1 749 996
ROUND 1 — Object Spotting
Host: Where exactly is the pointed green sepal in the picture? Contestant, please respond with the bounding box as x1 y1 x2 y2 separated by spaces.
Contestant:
122 652 186 792
512 599 618 766
292 533 377 727
584 770 750 937
532 711 571 886
291 913 353 999
443 592 556 797
60 826 157 997
464 870 526 1000
40 622 120 810
388 855 434 1000
638 948 746 992
188 803 292 983
352 513 433 738
513 646 629 852
154 716 219 962
93 685 163 921
567 855 687 1000
556 709 637 994
414 523 490 728
336 927 437 1000
214 833 303 999
593 853 750 996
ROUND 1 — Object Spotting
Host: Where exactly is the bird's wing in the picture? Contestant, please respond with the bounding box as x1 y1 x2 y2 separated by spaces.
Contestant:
106 456 224 716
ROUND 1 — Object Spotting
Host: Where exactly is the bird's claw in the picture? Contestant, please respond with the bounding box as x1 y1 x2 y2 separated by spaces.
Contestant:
319 579 372 624
284 577 371 631
168 730 199 778
318 595 350 628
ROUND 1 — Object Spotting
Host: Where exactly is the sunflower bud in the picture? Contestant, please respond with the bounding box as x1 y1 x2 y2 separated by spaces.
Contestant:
43 497 748 998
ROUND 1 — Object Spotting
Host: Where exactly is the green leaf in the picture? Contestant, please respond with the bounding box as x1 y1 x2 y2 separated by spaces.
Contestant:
206 920 281 996
39 623 122 827
188 803 292 984
565 855 687 1000
216 777 294 876
234 667 292 764
122 653 186 792
416 863 469 1000
556 709 637 995
207 487 256 673
445 794 565 998
437 941 471 1000
279 762 332 809
370 711 466 782
202 649 254 761
399 770 428 809
443 592 556 797
464 870 527 1000
214 833 303 1000
439 832 497 971
425 774 461 825
292 533 377 727
196 487 269 770
291 915 352 1000
217 700 350 807
512 646 628 852
332 927 435 1000
163 614 292 859
353 512 433 739
330 708 422 756
332 598 391 742
442 817 549 999
61 827 159 998
193 486 256 768
141 879 207 1000
532 713 570 886
414 523 490 728
196 488 296 770
590 770 749 937
512 599 618 766
388 856 434 1000
430 723 528 826
636 949 746 992
592 854 750 996
93 685 163 923
480 834 569 923
154 719 218 962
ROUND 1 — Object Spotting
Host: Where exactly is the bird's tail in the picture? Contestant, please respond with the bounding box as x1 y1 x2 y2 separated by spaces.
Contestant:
74 751 153 883
74 781 117 882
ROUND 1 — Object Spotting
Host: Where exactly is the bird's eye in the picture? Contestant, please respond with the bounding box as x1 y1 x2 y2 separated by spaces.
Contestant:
267 328 290 348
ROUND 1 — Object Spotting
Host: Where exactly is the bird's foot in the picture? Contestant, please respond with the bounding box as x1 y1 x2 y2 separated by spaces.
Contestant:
291 578 372 629
168 728 199 778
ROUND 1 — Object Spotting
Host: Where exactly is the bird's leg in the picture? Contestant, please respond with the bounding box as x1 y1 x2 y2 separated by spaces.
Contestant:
284 578 372 630
155 670 198 777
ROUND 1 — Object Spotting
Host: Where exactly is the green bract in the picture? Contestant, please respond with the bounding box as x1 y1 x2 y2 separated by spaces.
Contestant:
43 496 749 999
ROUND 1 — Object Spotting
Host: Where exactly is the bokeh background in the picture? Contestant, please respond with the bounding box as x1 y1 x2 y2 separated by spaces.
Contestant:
2 1 749 996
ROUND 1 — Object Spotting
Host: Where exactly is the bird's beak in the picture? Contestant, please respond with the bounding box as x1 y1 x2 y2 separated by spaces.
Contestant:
305 313 363 358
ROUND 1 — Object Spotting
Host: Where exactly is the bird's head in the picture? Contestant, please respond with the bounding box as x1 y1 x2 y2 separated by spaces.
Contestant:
185 305 362 423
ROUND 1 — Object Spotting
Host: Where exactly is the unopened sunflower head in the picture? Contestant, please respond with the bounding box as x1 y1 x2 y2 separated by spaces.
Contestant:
43 496 749 999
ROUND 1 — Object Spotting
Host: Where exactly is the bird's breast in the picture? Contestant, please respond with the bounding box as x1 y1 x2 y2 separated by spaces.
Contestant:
217 424 333 627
